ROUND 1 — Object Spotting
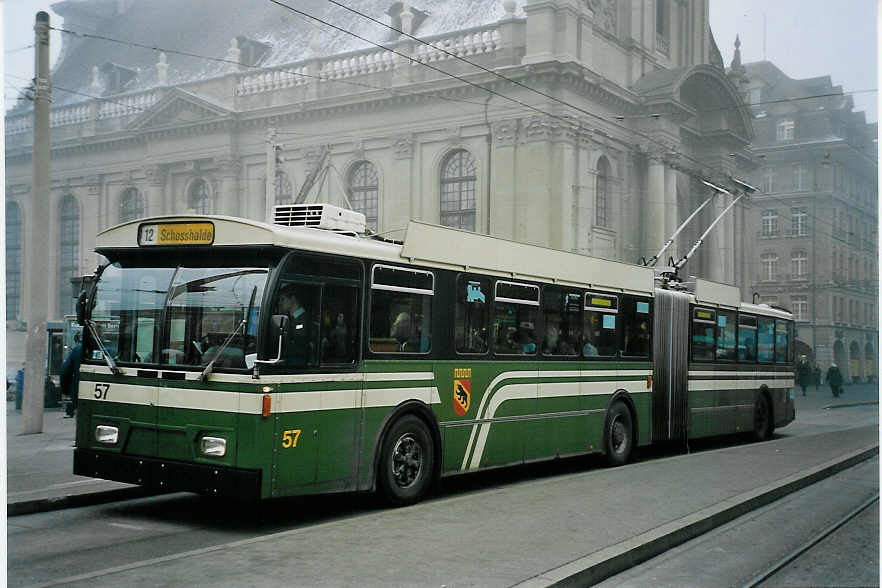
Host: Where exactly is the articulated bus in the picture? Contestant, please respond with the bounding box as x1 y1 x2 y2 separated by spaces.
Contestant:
74 205 795 505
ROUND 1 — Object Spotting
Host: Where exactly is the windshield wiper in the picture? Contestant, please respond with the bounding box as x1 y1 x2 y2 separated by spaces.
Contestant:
85 320 121 376
198 318 247 383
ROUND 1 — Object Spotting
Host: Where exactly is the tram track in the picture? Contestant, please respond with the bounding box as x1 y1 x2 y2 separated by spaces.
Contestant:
741 492 879 588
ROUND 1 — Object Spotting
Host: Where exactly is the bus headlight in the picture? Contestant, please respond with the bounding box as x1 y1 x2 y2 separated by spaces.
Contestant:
95 425 119 444
200 436 226 457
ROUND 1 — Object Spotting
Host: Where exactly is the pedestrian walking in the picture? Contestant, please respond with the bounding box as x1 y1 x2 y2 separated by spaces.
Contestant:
813 365 821 390
60 333 83 417
796 355 812 396
824 362 843 398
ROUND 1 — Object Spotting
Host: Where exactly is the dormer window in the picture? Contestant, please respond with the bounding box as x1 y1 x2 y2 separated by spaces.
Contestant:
236 36 271 67
100 62 137 95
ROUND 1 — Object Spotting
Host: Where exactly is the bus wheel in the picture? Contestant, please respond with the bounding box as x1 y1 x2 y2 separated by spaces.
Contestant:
378 415 434 506
753 393 774 441
604 402 633 466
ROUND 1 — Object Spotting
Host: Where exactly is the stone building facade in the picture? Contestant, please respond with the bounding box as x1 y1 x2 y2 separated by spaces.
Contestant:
734 59 878 381
6 0 756 345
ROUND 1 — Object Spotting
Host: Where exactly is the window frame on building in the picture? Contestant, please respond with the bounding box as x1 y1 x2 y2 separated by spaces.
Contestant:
274 170 293 206
760 253 779 282
792 163 808 191
790 250 808 280
761 209 779 237
595 156 610 228
6 201 22 320
59 194 80 317
119 187 146 223
776 119 795 142
346 160 379 232
790 207 808 236
439 149 477 232
188 178 213 214
791 295 808 321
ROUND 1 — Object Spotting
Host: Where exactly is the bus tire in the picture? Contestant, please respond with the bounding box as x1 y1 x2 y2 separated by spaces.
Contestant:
377 415 435 506
753 392 774 441
604 401 633 467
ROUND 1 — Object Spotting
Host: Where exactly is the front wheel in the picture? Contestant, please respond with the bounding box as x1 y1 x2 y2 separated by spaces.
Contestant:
753 393 774 441
377 415 435 506
604 401 633 466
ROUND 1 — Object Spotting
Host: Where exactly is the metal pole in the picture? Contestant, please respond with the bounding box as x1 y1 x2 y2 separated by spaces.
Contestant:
265 127 276 223
23 11 51 434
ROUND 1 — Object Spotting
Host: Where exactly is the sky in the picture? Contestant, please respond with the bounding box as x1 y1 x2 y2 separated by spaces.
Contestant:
2 0 879 122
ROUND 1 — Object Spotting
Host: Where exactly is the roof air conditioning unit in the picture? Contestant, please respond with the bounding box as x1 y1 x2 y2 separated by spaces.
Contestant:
273 203 366 233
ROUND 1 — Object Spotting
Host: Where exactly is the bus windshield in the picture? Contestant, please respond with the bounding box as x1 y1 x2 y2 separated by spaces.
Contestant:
89 262 268 369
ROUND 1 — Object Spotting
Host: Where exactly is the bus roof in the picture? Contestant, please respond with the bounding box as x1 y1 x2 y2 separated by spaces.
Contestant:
94 214 656 295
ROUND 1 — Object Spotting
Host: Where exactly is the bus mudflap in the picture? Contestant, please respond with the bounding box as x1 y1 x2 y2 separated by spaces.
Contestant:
73 449 262 500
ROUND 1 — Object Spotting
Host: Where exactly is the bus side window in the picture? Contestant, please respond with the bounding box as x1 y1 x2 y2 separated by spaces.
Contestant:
757 317 775 363
621 296 652 358
455 275 489 354
691 308 716 361
774 319 790 363
715 310 737 361
541 287 580 357
737 314 757 362
272 281 321 367
583 292 618 357
369 265 433 354
493 281 539 356
319 284 359 365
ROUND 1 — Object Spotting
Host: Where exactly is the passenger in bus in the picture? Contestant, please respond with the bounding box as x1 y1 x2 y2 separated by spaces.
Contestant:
583 338 599 356
322 311 349 362
517 322 536 355
543 324 575 355
276 284 313 365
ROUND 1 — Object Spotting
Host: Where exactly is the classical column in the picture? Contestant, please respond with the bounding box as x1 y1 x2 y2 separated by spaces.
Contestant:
142 164 168 216
664 166 678 242
387 134 414 234
489 120 518 240
707 191 727 282
215 156 241 217
646 155 666 258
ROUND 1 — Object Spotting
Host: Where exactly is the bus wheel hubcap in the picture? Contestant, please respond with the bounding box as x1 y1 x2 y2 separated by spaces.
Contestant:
392 434 422 488
611 418 626 454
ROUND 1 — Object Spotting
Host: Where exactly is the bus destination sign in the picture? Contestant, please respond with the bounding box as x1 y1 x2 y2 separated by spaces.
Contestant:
138 222 215 246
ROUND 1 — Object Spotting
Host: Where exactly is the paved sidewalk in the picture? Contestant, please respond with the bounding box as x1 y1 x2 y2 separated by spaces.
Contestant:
6 401 146 515
5 383 878 517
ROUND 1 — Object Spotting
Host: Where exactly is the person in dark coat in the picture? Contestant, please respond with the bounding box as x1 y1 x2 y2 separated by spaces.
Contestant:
825 363 844 397
813 365 822 389
796 355 812 396
61 333 83 417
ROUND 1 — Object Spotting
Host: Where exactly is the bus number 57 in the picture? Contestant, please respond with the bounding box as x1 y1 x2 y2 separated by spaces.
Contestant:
281 429 301 448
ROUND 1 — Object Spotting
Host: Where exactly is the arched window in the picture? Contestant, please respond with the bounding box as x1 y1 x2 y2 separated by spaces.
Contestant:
347 161 379 231
188 179 212 214
59 195 80 316
6 202 22 320
119 187 145 222
595 157 610 227
440 149 477 231
275 171 293 205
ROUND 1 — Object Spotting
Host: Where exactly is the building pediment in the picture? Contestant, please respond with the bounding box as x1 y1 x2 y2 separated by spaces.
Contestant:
127 88 233 131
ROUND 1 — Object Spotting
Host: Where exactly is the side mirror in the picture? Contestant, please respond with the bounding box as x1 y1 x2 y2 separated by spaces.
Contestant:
75 290 88 326
256 314 289 365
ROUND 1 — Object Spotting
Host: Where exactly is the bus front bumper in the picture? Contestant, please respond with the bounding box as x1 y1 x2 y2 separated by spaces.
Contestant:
74 449 262 500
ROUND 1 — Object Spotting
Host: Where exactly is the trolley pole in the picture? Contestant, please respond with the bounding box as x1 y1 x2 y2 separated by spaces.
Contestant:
265 127 277 223
22 11 51 434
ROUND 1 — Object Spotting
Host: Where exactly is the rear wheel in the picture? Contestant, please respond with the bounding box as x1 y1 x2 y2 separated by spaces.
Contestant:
753 393 774 441
377 415 434 506
604 401 633 466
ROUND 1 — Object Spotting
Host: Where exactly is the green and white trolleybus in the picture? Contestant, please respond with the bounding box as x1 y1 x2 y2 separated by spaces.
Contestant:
74 204 796 504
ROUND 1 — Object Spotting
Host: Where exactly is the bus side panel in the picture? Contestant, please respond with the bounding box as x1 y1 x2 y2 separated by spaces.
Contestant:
235 411 275 499
686 363 715 439
526 362 586 461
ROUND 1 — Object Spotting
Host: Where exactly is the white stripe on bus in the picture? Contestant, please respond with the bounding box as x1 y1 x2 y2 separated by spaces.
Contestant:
465 379 649 471
687 370 793 377
687 379 794 391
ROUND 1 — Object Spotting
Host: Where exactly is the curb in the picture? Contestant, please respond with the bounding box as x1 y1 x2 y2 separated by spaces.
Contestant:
822 401 879 410
513 443 879 588
8 486 162 517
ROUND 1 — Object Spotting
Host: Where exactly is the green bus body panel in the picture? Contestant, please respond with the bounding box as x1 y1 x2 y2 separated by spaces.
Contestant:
75 358 700 500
